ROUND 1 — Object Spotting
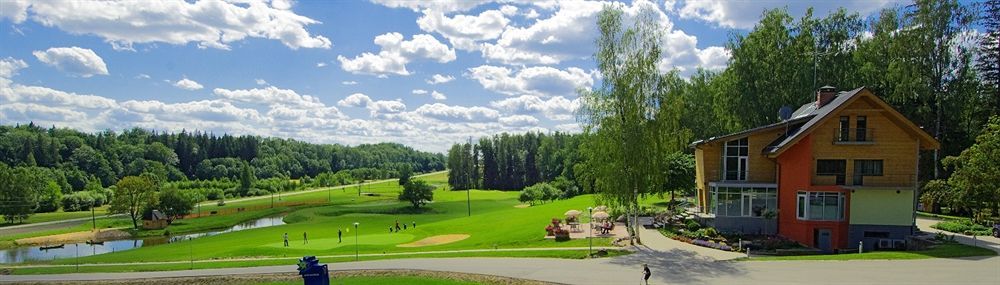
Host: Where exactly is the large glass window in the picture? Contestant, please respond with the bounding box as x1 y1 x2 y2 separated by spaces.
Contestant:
724 138 749 181
816 159 847 185
853 159 883 185
839 116 850 142
709 186 777 217
796 191 845 221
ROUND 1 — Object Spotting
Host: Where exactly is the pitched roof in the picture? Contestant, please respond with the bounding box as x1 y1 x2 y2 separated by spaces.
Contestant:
691 86 940 154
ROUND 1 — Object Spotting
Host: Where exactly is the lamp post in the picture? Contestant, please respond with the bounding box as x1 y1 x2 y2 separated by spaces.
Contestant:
75 244 79 272
587 207 593 258
189 237 194 270
353 222 360 261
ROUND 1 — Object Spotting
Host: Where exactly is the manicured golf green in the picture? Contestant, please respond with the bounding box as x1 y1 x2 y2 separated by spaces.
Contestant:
21 171 613 269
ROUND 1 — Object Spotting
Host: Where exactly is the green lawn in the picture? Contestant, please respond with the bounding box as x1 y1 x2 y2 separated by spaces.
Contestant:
8 171 619 273
9 249 631 274
0 207 110 226
744 242 996 261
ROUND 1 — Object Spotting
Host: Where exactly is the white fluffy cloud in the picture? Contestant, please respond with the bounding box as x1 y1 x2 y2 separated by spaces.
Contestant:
499 114 539 126
32 47 109 78
466 65 595 97
0 57 564 152
490 95 579 121
430 91 447 100
338 32 456 77
337 93 406 116
414 103 499 122
342 81 358 85
480 0 669 65
369 0 491 13
255 79 268 85
6 0 331 50
426 74 455 84
173 78 204 90
672 0 895 29
417 9 509 51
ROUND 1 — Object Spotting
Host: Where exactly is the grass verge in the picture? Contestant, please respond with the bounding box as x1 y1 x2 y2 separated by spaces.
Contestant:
742 242 996 261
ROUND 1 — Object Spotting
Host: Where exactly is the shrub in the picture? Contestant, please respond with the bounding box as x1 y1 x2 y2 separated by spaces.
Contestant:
932 220 992 236
685 219 701 231
61 192 96 212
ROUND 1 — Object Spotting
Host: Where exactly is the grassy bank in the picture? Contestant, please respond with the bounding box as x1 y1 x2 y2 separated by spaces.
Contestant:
744 242 996 261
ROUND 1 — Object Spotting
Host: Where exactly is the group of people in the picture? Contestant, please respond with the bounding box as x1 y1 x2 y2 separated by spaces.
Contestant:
282 228 347 247
596 220 614 235
390 220 416 233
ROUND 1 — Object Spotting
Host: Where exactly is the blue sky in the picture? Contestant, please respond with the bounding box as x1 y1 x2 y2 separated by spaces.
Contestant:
0 0 901 152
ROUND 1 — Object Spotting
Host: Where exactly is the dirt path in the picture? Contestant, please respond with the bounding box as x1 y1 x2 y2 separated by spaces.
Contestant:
15 229 130 246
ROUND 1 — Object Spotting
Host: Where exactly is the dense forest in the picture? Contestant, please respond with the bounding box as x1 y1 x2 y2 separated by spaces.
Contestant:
0 124 445 222
447 132 584 191
447 0 998 220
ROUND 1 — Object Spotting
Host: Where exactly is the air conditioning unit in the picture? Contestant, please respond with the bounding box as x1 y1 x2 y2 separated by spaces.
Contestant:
878 239 892 249
892 239 906 250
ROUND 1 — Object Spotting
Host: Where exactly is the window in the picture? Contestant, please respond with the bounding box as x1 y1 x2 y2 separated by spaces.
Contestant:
856 116 868 141
796 191 845 221
709 186 777 217
817 159 847 185
839 116 850 142
724 138 749 181
863 231 890 238
853 159 883 185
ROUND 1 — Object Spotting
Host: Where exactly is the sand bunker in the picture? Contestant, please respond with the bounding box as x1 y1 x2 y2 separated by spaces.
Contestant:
397 234 470 247
514 204 530 208
16 228 130 246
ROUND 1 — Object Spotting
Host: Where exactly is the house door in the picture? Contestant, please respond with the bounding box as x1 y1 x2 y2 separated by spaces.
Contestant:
815 229 833 253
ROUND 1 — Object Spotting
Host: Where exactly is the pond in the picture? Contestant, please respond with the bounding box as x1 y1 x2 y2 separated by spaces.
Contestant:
0 215 285 264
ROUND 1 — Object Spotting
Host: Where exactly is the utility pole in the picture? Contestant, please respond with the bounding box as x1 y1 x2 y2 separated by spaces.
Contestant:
91 201 96 230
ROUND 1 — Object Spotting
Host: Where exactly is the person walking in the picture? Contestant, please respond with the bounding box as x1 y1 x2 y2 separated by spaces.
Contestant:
412 221 416 228
283 233 289 247
403 223 407 230
338 229 342 243
303 232 308 244
642 264 651 285
395 220 400 231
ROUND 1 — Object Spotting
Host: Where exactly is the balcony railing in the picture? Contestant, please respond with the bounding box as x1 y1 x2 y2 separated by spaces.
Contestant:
701 170 776 184
812 174 916 188
833 128 875 144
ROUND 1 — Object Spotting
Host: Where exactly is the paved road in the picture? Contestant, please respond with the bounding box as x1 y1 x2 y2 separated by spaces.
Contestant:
4 224 998 284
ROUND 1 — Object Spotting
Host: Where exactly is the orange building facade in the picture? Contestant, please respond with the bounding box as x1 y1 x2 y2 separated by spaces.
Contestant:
692 87 939 252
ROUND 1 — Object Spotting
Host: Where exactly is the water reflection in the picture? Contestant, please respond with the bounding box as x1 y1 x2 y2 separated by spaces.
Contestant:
0 215 285 264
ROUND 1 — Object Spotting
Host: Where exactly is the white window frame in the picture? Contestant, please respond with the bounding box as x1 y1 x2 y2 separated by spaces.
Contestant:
796 191 845 221
723 138 749 181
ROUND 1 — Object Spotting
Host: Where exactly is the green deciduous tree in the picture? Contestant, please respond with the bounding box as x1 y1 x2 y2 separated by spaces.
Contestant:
399 179 434 208
578 6 674 244
943 116 1000 221
158 187 195 219
111 175 159 229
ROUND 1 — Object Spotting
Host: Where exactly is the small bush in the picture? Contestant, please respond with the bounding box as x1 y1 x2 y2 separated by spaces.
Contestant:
61 192 96 212
685 219 701 231
932 220 992 236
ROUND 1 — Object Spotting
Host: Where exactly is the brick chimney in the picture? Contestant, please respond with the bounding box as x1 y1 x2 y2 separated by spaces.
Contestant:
816 86 837 107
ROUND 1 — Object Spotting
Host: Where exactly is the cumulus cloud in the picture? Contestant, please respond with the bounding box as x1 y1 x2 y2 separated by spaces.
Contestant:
32 47 109 77
336 93 406 116
369 0 491 13
466 65 595 97
426 74 455 84
9 0 331 50
412 89 428 95
414 103 499 122
417 8 509 51
255 79 268 85
338 32 456 77
673 0 895 29
499 114 539 127
0 57 28 80
479 0 670 65
430 91 447 100
173 78 204 91
490 95 579 121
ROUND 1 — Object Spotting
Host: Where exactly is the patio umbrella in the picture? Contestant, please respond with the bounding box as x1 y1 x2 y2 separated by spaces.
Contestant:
591 211 610 220
565 210 581 217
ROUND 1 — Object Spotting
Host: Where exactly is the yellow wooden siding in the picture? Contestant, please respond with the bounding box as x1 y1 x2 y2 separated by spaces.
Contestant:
810 96 919 186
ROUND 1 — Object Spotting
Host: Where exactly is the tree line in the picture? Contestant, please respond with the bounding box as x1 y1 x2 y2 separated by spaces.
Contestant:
447 132 584 191
0 124 445 223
